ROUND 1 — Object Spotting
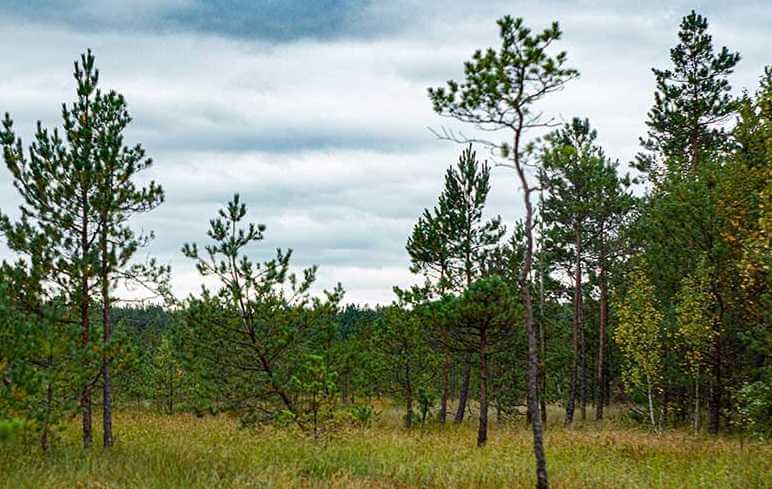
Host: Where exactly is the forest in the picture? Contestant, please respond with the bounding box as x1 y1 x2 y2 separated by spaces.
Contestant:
0 8 770 489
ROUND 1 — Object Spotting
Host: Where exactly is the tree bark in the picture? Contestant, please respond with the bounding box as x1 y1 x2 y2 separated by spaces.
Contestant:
537 175 548 427
440 353 450 423
565 222 582 428
647 380 656 430
708 283 725 434
41 381 53 453
514 131 548 489
596 253 608 421
579 306 586 421
405 392 413 428
455 359 471 423
694 372 700 434
708 336 721 434
101 239 113 448
80 189 93 449
478 327 488 447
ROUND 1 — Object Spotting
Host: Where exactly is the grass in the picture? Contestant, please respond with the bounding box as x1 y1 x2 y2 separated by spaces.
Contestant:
1 403 770 488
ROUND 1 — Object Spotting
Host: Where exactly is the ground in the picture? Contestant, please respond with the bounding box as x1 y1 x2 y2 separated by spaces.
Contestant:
1 404 769 488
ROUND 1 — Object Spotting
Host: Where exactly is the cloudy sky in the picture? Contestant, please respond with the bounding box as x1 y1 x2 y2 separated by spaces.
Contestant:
0 1 769 305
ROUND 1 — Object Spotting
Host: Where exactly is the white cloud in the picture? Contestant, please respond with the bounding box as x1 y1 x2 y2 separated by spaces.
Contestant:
0 1 768 304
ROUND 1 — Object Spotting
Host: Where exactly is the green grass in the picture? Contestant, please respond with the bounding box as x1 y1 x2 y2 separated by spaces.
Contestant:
1 404 769 488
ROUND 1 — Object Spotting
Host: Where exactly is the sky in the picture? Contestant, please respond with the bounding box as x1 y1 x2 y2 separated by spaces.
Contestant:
0 1 769 305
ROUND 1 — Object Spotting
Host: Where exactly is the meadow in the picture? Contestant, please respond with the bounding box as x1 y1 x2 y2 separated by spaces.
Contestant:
1 404 769 489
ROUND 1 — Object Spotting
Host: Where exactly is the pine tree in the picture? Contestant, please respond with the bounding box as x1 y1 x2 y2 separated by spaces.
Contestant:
406 145 504 424
541 118 602 427
0 52 107 448
181 194 343 430
439 275 518 446
637 10 741 182
429 16 578 488
87 48 165 447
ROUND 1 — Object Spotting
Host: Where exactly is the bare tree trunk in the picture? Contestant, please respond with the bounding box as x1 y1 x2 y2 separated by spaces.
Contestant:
708 312 722 434
579 306 586 421
405 392 413 429
565 223 582 428
478 328 488 447
708 339 721 434
101 243 113 448
40 381 53 453
514 134 548 489
440 353 450 423
537 175 548 427
455 360 471 423
80 201 93 449
647 381 656 430
168 371 174 415
693 372 700 434
596 253 608 421
539 326 547 427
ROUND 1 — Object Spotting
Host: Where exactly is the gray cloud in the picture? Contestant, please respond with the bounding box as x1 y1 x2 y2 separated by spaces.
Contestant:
3 0 382 42
0 1 769 304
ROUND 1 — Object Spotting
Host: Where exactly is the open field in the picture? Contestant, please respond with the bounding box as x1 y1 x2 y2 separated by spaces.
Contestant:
1 405 769 489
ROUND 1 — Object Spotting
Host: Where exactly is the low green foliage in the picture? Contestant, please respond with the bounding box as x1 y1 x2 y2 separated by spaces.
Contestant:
0 407 768 489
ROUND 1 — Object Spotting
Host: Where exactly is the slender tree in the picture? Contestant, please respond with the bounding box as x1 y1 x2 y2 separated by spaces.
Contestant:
375 302 438 428
0 52 108 448
615 263 664 430
406 145 505 423
429 16 578 488
85 49 165 448
541 118 602 427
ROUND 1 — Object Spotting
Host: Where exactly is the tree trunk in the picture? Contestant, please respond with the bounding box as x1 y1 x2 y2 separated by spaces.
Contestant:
440 353 450 423
40 381 53 453
455 359 471 423
579 301 587 421
101 244 113 448
514 138 548 489
565 222 582 428
80 206 92 449
596 255 608 421
647 381 656 430
708 340 721 434
478 328 488 447
708 318 722 434
579 306 586 421
405 392 413 428
537 178 548 427
693 372 700 434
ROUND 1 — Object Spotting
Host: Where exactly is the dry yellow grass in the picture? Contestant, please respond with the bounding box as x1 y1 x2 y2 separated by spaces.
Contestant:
1 403 769 488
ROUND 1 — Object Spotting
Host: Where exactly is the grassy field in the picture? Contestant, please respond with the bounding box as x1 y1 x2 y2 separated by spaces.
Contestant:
1 404 769 488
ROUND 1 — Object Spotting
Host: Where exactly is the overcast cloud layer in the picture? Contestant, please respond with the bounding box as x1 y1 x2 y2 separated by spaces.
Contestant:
1 1 769 304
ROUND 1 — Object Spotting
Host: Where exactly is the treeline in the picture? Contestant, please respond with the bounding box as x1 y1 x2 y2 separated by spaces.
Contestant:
0 10 769 489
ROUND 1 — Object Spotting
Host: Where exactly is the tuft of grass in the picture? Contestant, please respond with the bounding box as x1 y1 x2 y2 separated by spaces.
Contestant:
1 404 769 488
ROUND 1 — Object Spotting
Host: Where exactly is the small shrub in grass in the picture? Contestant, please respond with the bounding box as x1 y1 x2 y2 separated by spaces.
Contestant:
417 386 436 425
732 370 772 440
0 418 24 442
350 404 378 428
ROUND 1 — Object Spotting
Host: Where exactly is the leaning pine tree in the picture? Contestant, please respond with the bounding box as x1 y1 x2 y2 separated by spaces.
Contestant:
429 16 578 489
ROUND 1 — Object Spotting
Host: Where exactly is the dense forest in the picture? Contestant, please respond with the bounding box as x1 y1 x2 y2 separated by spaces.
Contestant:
0 9 769 489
